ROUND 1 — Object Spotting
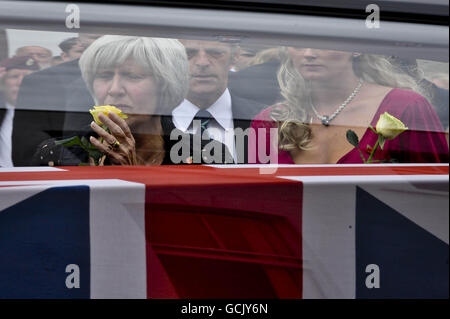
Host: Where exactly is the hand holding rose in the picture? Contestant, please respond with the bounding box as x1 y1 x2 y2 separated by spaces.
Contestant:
55 105 135 166
89 112 139 166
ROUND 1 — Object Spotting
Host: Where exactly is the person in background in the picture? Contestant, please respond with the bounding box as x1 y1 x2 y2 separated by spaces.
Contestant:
231 46 259 72
0 56 39 167
16 46 52 70
390 56 449 132
59 37 85 62
431 73 449 90
78 33 104 49
12 34 102 165
51 56 64 66
229 46 282 106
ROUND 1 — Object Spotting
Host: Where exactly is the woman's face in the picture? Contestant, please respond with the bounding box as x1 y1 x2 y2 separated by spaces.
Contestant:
287 47 354 81
93 58 158 116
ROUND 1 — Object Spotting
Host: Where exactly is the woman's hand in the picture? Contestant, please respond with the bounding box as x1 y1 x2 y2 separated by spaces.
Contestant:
89 112 138 165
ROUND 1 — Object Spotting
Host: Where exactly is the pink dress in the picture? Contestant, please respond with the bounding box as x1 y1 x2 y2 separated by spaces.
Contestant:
249 88 449 164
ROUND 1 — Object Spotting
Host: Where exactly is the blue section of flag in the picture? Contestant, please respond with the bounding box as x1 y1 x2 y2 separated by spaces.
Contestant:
355 187 449 298
0 186 90 298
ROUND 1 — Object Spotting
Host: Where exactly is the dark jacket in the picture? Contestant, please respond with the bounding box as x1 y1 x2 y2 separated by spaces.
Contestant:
229 60 281 106
421 79 449 130
12 59 93 166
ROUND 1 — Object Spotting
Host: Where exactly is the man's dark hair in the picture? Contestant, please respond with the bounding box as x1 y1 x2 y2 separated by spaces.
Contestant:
58 37 79 53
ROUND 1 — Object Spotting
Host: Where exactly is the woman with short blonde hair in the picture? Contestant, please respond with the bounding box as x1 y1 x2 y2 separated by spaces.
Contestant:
79 35 189 165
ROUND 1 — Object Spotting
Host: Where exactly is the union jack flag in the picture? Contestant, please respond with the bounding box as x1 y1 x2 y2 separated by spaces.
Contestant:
0 165 447 298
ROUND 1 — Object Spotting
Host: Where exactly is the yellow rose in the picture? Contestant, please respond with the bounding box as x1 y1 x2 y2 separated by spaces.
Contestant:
375 112 408 140
89 105 128 125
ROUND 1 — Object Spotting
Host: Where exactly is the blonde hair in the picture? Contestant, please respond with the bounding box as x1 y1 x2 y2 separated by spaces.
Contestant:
273 47 429 151
248 47 281 67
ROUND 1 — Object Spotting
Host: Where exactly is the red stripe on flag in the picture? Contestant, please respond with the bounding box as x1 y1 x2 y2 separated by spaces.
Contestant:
145 181 303 299
0 165 447 184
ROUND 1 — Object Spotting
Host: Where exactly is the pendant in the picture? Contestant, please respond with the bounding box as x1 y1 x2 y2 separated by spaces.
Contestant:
321 116 330 126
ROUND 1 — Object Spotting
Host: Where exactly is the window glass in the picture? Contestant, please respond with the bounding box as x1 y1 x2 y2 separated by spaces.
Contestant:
0 4 448 168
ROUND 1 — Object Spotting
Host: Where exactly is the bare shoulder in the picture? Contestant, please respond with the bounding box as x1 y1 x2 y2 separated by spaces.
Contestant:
363 83 425 102
361 83 393 98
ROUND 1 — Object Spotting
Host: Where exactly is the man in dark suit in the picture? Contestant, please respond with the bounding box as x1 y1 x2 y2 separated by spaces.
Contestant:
167 39 266 165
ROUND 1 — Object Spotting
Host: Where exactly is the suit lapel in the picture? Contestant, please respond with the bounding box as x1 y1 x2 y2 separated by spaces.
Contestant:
230 94 256 164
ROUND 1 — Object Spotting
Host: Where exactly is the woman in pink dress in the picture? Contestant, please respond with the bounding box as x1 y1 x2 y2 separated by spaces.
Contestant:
249 48 449 164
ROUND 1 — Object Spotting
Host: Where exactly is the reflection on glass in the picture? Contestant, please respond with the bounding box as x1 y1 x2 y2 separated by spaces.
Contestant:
0 28 448 167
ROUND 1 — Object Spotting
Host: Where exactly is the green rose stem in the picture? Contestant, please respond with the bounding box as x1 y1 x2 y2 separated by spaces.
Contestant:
366 137 380 164
357 147 366 163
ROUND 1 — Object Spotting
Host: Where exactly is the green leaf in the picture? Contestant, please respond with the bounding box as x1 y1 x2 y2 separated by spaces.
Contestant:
346 130 360 148
81 136 89 149
88 142 98 150
88 149 103 161
54 136 82 147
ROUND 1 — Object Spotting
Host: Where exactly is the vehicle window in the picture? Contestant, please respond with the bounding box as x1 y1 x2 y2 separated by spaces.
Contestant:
0 1 448 168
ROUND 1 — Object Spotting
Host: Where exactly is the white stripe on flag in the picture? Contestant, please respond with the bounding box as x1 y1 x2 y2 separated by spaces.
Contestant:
0 167 66 172
89 180 147 299
301 183 356 299
279 174 448 184
208 163 449 169
0 179 127 212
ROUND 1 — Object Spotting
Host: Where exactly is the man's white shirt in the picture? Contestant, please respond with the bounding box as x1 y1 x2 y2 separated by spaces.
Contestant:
172 89 236 162
0 102 15 167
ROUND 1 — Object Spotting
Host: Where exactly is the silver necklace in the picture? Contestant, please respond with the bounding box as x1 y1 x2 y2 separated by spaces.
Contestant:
310 78 364 126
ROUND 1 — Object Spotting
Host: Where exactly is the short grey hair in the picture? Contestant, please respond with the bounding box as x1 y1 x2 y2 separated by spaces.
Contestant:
79 35 189 114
